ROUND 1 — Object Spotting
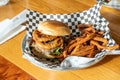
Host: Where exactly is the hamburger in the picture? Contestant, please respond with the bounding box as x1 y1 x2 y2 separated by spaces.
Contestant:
30 20 71 59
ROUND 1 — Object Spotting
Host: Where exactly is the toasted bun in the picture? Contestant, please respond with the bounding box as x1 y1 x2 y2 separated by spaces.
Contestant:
37 20 71 36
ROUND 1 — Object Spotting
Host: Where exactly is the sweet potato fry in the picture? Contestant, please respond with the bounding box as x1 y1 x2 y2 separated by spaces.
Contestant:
61 24 119 59
106 44 119 50
87 49 98 58
93 36 108 46
90 40 106 49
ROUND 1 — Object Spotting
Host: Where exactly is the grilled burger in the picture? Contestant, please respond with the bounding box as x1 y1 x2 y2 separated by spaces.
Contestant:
30 20 71 59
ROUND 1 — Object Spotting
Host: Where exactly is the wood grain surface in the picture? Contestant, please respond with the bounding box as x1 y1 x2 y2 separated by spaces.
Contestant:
0 55 36 80
0 0 120 80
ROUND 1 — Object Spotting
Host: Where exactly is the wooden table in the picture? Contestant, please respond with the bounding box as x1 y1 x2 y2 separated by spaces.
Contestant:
0 0 120 80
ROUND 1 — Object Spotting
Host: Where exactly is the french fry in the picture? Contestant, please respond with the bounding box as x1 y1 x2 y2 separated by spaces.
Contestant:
106 44 119 50
93 36 108 46
61 24 119 59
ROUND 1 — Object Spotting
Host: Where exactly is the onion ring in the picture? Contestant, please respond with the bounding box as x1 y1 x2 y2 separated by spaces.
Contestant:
32 29 57 42
36 37 63 50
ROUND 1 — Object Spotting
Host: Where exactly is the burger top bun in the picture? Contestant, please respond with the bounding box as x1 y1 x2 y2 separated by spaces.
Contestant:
37 20 71 36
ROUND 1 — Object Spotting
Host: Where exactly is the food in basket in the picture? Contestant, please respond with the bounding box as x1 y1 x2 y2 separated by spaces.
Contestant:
30 20 71 59
30 20 119 61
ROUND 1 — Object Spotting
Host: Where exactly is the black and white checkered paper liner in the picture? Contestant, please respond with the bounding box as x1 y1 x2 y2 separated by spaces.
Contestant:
23 2 116 70
106 0 120 9
97 0 120 9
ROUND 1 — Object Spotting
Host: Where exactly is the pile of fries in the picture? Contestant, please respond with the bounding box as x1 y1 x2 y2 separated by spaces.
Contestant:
62 24 119 58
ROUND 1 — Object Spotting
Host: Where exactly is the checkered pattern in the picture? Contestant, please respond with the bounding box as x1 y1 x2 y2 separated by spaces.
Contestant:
26 2 105 37
97 0 120 9
26 2 115 46
107 0 120 9
24 2 116 70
